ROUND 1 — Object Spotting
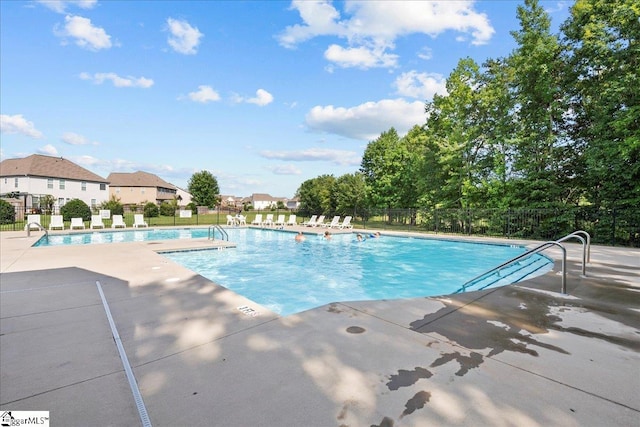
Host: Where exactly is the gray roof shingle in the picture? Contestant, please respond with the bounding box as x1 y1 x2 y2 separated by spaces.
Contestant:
0 154 108 183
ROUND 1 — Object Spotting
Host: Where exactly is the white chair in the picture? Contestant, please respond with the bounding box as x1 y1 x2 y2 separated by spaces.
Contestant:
49 215 64 230
337 216 353 229
70 217 85 229
302 215 318 227
313 215 326 227
111 215 127 228
24 214 42 231
273 214 286 227
133 214 148 228
90 215 105 229
226 215 237 226
286 214 297 226
236 214 247 226
250 214 263 226
262 214 274 227
325 216 341 228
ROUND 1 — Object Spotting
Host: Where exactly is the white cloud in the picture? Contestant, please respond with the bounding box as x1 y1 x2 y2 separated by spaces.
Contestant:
37 0 97 13
187 85 221 103
232 89 274 106
393 71 447 100
247 89 274 106
61 131 99 145
305 99 426 141
166 18 203 55
38 144 59 156
55 15 112 51
0 114 44 139
260 148 361 166
278 1 494 69
267 164 303 175
324 44 398 69
79 72 154 88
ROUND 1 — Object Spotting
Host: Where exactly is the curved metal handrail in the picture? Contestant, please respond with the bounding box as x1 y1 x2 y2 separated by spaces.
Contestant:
555 230 591 276
26 222 48 238
208 224 228 241
457 241 567 294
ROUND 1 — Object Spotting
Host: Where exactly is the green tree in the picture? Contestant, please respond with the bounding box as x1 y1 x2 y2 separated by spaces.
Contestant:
41 195 56 213
100 195 124 216
144 202 159 218
188 171 220 208
331 172 367 217
508 0 573 207
295 175 336 216
561 0 640 209
60 199 91 221
0 199 16 225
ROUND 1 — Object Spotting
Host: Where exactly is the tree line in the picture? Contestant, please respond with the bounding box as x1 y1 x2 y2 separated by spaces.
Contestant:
295 0 638 220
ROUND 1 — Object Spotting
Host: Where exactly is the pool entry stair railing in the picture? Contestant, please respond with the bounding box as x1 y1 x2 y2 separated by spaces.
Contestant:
26 222 48 240
455 230 591 295
208 224 228 241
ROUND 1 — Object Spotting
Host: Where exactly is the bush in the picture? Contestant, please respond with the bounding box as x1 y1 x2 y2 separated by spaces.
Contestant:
159 201 175 217
100 196 124 216
0 200 16 225
60 199 92 221
143 202 159 218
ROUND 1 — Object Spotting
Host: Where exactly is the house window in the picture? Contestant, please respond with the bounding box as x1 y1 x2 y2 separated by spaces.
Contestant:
141 188 145 194
14 178 18 188
58 198 65 207
100 183 106 191
116 187 120 194
59 179 65 190
81 182 87 191
48 178 53 189
91 199 97 209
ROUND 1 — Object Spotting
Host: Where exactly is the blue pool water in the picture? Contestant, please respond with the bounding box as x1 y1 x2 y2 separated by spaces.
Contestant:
34 228 211 246
161 228 552 316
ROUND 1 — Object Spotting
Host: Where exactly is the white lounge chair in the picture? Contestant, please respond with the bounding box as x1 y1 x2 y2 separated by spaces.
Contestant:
302 215 317 227
325 216 341 228
25 214 42 231
286 214 297 226
70 217 85 229
49 215 64 230
262 214 274 227
226 215 237 226
313 215 326 227
133 214 148 228
236 214 247 226
250 214 263 226
111 215 126 228
337 216 353 229
273 214 286 227
90 215 105 229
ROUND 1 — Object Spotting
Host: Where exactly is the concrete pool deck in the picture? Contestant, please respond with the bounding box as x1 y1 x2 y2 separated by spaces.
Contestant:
1 226 638 426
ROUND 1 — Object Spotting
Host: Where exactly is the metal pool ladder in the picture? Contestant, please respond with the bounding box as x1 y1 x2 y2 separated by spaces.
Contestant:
208 224 228 241
26 222 48 240
456 230 591 295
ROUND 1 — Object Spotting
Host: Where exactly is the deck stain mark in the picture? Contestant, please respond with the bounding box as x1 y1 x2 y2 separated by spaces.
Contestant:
386 367 433 391
370 416 394 427
346 326 366 334
430 351 484 376
400 391 431 418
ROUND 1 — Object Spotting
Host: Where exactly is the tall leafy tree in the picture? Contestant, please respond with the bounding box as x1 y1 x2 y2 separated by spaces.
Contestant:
330 172 367 217
508 0 572 207
562 0 640 208
424 58 487 208
295 174 336 216
187 170 220 208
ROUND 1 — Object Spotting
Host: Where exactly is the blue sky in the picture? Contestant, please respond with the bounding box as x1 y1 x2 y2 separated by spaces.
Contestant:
0 0 571 198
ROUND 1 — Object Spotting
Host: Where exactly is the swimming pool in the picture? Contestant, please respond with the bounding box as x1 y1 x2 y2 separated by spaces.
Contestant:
161 228 552 316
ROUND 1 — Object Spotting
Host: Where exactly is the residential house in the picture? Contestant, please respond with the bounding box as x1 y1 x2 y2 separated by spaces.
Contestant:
0 154 109 213
249 193 278 210
107 171 178 206
175 187 192 207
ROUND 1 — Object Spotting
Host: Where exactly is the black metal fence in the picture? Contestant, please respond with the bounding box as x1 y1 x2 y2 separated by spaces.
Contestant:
2 205 638 247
